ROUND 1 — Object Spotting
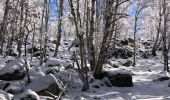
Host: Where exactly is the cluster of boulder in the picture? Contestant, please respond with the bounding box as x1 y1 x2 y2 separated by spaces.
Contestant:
0 58 64 99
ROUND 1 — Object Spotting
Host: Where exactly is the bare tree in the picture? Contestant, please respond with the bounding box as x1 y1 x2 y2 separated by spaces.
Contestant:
88 0 96 71
162 0 169 72
94 0 130 78
152 1 163 56
133 0 147 66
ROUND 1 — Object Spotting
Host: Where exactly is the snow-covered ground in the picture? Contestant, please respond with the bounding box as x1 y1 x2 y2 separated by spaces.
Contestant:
0 39 170 100
63 53 170 100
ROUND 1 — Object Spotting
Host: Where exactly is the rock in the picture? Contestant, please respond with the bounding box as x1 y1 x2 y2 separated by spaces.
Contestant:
120 52 128 59
168 82 170 87
65 64 74 69
105 72 133 87
55 69 83 88
123 60 133 67
120 40 128 45
107 61 119 68
20 89 40 100
49 48 55 52
33 52 40 57
111 48 133 59
112 64 119 68
64 43 69 45
27 47 39 54
158 47 163 51
74 42 79 47
45 67 59 74
27 67 46 82
127 51 133 57
92 85 100 88
26 74 63 97
142 41 151 46
6 86 23 94
102 77 112 87
148 69 152 72
140 51 150 58
128 38 134 43
52 40 57 44
0 58 26 81
6 49 17 57
153 76 170 82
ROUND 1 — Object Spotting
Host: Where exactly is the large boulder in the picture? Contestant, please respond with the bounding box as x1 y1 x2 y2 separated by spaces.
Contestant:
5 83 24 94
26 74 63 97
27 67 46 82
55 69 83 88
104 70 133 87
0 58 26 81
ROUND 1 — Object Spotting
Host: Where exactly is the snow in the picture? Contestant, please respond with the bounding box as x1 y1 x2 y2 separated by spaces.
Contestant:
0 90 13 100
104 68 133 75
20 89 40 100
45 57 70 67
62 54 170 100
0 42 169 100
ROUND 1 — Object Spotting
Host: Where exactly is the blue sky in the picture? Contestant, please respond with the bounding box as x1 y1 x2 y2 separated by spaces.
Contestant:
131 6 136 16
49 0 58 21
50 0 136 17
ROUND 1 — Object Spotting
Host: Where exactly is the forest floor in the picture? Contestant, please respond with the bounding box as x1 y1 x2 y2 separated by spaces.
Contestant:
0 39 170 100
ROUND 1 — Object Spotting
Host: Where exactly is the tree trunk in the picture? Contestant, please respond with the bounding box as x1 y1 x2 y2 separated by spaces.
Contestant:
54 0 64 57
0 0 10 54
88 0 96 71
